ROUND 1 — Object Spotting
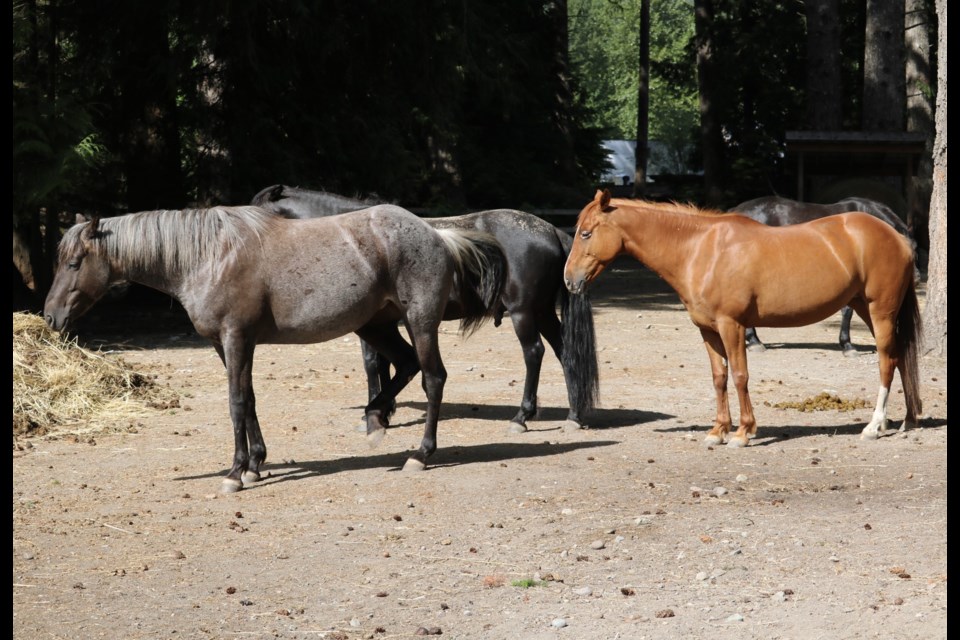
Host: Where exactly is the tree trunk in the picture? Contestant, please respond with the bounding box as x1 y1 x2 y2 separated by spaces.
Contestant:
633 0 650 197
549 0 578 183
905 0 934 250
863 0 906 130
805 0 842 129
921 0 946 356
694 0 724 206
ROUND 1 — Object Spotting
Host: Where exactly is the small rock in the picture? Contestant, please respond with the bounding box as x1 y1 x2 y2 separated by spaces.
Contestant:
735 474 748 483
713 486 728 497
634 516 653 526
590 540 605 550
561 508 574 516
772 591 787 602
551 618 568 628
696 571 708 581
727 613 744 622
573 586 592 596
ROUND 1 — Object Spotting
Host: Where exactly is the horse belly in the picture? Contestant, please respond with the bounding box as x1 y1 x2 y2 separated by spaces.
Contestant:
264 271 391 344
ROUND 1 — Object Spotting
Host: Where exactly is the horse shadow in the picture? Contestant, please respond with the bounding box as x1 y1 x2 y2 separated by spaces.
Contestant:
348 400 672 433
653 417 946 446
176 439 622 489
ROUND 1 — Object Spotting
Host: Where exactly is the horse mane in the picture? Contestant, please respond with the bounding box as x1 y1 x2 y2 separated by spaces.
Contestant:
580 197 722 227
60 206 277 273
251 184 383 218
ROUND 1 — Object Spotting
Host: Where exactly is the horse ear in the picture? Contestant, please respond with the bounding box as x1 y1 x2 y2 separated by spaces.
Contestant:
599 189 612 210
83 216 101 239
75 213 90 225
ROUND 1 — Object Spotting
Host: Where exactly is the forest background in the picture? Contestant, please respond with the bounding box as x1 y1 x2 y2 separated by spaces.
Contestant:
11 0 947 355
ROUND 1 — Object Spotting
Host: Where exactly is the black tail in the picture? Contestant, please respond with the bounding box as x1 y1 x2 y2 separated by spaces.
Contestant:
436 229 508 337
896 282 923 420
556 229 600 416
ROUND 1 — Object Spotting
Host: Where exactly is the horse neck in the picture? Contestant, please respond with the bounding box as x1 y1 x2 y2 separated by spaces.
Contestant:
610 201 709 289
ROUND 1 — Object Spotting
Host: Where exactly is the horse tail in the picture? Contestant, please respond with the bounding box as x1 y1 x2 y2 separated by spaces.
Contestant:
436 229 508 337
559 282 601 415
553 228 600 414
896 282 923 420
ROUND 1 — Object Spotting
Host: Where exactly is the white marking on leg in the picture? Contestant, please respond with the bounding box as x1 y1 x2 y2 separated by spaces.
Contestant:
861 386 889 440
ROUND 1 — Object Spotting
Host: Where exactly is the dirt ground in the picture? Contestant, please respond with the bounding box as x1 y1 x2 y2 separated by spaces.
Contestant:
13 260 947 640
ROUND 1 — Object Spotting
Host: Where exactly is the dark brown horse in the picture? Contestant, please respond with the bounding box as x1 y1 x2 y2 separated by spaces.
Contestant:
251 185 600 432
44 205 507 492
564 190 922 447
729 195 920 355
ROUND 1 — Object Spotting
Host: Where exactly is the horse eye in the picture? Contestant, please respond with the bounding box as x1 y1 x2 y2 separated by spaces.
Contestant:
68 260 81 270
580 229 592 240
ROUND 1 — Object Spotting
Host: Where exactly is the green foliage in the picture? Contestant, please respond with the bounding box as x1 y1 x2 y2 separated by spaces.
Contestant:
569 0 699 179
511 578 547 588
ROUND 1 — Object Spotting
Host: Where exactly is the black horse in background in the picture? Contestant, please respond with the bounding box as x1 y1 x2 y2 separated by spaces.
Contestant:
251 184 600 432
728 195 921 356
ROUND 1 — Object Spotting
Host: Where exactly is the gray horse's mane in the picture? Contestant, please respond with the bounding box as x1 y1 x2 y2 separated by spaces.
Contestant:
60 206 277 274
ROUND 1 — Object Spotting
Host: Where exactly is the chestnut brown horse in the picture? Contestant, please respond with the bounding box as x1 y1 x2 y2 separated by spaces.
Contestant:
564 189 922 447
44 205 507 492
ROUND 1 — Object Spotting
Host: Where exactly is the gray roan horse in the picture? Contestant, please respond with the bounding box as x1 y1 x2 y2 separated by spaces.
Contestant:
251 184 600 432
44 205 507 493
728 195 920 356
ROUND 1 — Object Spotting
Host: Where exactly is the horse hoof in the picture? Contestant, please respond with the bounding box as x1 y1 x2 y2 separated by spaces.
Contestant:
241 470 261 485
726 437 748 448
402 458 426 472
507 421 528 435
703 434 724 446
842 348 858 358
562 420 583 432
220 478 243 494
367 428 386 448
747 343 767 353
860 430 880 441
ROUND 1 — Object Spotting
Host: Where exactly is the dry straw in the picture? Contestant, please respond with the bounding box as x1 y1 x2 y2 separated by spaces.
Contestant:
13 312 179 441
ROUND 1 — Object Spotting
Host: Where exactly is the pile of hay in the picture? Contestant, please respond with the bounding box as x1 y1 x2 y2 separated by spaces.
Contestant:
13 312 180 441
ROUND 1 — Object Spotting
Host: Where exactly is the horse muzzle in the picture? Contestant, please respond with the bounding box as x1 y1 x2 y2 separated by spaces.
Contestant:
564 275 587 295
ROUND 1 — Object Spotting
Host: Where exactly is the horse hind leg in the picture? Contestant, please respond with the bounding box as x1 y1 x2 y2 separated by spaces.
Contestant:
745 327 767 352
506 308 546 434
355 324 421 448
400 318 447 472
355 339 396 433
858 308 897 440
838 306 857 356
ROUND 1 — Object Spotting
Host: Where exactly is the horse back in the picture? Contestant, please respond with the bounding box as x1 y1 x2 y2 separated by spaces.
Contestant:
430 209 569 302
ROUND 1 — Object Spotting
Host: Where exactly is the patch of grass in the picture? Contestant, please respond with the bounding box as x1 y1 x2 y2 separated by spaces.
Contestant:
511 578 547 588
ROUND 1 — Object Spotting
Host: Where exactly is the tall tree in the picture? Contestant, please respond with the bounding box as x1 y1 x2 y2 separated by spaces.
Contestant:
805 0 843 129
633 0 650 196
922 0 946 356
905 0 935 245
862 0 906 130
694 0 724 205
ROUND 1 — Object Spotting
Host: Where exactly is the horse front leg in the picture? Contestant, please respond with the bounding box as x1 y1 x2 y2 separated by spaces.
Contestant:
215 335 264 493
700 328 733 446
718 322 756 447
